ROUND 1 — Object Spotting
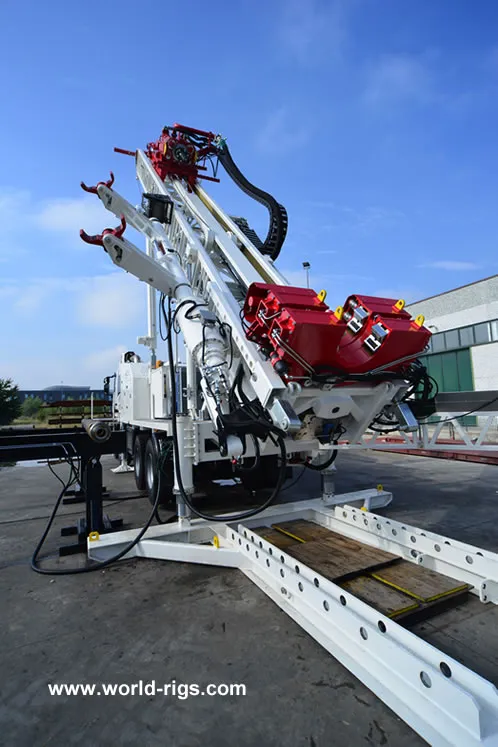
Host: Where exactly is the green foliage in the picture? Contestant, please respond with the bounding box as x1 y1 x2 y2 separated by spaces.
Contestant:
0 379 22 425
21 396 44 418
37 408 47 422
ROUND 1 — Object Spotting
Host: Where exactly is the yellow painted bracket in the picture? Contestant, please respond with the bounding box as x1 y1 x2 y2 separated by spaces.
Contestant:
334 305 343 320
317 289 327 303
377 484 383 492
412 314 425 328
213 535 220 549
88 531 100 542
393 299 405 311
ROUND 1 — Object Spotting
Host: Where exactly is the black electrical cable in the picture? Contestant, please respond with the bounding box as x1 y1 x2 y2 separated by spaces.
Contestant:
280 465 306 492
0 495 145 528
219 321 234 369
165 298 288 522
419 394 498 425
172 299 207 333
31 456 163 575
304 449 338 471
233 434 261 473
158 294 170 342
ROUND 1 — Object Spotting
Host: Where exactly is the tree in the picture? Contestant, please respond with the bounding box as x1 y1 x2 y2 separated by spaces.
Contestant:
21 396 44 419
0 379 22 425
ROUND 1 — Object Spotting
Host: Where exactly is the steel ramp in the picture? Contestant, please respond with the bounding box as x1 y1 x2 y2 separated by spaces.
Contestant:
88 491 498 746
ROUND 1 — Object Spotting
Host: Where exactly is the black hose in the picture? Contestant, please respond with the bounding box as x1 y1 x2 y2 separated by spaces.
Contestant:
304 449 338 471
31 457 162 575
166 299 287 522
217 143 288 260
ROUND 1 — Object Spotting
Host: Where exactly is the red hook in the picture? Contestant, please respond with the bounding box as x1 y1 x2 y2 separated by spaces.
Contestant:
80 215 126 248
80 171 115 195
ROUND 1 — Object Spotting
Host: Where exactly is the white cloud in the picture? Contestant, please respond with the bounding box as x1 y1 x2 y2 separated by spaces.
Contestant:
84 345 128 374
255 107 311 155
3 277 86 317
0 186 113 259
0 347 129 391
0 272 146 327
419 261 481 271
363 53 435 106
278 0 348 65
35 196 110 243
76 273 146 328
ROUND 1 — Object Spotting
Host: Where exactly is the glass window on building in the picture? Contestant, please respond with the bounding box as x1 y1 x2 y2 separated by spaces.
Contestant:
474 322 491 345
431 333 446 353
459 326 475 347
444 329 460 350
491 320 498 342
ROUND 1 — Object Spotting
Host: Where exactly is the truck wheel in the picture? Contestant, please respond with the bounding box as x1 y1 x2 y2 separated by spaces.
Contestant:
144 437 175 507
133 433 148 491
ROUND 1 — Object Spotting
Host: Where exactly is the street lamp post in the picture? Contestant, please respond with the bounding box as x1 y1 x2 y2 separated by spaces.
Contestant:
302 261 311 288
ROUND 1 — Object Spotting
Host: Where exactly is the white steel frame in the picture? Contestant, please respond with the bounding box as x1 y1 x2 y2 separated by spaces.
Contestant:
88 491 498 747
363 412 498 453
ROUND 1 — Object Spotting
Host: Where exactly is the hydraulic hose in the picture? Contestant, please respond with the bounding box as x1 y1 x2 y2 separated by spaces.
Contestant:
166 299 287 522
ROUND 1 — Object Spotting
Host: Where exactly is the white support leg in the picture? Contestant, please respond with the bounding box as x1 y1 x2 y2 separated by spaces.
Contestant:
110 455 134 474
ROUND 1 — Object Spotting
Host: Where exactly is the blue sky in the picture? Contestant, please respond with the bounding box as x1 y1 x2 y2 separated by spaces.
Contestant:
1 0 497 388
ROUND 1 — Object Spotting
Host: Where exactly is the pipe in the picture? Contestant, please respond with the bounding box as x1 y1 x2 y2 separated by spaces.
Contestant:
82 419 112 443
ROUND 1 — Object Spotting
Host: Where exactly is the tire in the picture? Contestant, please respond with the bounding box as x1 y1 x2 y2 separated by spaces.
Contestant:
144 436 175 507
133 433 148 491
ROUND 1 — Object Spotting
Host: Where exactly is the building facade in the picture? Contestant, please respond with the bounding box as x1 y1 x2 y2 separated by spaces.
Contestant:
18 385 109 403
406 275 498 395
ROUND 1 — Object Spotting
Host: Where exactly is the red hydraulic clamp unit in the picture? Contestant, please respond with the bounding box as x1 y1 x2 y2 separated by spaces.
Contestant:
243 283 345 378
243 285 431 379
337 295 431 374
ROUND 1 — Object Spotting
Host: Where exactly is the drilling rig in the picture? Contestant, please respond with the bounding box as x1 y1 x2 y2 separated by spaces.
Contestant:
80 122 432 516
77 123 498 747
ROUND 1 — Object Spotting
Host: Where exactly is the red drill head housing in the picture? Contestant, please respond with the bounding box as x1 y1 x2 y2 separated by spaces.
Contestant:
145 123 220 191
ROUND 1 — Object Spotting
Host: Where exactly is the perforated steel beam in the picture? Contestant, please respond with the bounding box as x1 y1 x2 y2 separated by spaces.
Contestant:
87 494 498 746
